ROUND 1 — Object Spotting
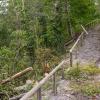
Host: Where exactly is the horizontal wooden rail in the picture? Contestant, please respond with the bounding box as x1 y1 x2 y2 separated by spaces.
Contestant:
69 19 100 67
81 25 89 35
70 24 91 54
69 32 84 53
20 60 68 100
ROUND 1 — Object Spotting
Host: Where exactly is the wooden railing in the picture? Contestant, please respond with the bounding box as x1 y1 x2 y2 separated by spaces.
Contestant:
85 19 100 29
20 60 69 100
69 19 100 67
19 19 100 100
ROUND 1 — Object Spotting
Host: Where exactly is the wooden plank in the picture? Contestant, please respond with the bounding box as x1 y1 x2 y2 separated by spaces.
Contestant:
70 32 84 53
81 25 89 35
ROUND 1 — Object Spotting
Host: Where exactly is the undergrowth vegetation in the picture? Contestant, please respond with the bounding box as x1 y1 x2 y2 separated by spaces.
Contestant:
66 65 100 96
0 0 100 99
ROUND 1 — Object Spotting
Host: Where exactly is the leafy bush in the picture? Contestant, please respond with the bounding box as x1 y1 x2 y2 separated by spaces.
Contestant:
66 65 100 81
68 65 100 97
66 66 82 80
81 65 100 76
71 82 100 96
81 83 100 96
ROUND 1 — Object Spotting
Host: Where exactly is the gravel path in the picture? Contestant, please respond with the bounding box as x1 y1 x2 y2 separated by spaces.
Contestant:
43 80 77 100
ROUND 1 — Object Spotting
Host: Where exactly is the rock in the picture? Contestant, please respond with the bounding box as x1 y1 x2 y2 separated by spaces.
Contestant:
14 80 34 92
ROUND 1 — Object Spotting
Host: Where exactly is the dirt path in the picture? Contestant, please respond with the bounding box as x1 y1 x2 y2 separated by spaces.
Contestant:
43 80 76 100
74 25 100 65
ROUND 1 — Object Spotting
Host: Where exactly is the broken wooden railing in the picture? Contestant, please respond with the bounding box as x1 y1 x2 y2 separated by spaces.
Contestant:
19 60 68 100
69 19 100 67
0 67 33 84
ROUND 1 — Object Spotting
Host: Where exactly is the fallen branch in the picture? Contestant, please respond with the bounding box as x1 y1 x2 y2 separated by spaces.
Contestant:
64 38 74 47
0 67 33 85
64 33 80 48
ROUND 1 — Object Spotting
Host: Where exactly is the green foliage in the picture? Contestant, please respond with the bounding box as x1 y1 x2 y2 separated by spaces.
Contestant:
68 65 100 96
69 0 97 32
0 47 14 79
0 84 17 98
66 66 82 80
81 65 100 76
81 83 100 96
0 0 100 97
66 65 100 80
0 24 10 47
34 48 60 79
71 82 100 96
10 30 27 48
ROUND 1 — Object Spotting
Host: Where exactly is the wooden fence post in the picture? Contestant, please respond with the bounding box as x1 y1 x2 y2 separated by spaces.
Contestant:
80 35 83 46
61 67 64 80
37 88 42 100
70 52 73 67
92 96 96 100
53 73 57 95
